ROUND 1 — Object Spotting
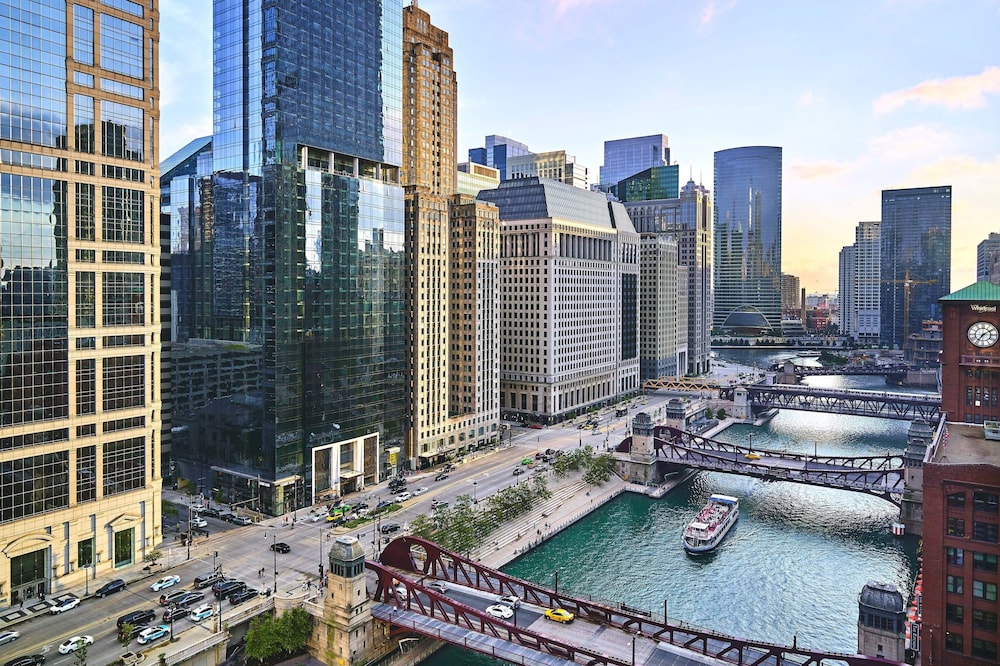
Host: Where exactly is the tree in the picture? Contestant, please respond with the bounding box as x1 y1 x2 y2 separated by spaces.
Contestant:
276 607 313 654
118 622 135 649
143 549 163 567
704 407 714 419
245 615 281 663
72 643 88 666
583 453 616 486
716 407 727 419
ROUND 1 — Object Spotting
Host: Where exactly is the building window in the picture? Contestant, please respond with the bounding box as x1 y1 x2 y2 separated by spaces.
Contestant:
973 609 998 632
945 633 963 653
972 638 997 661
946 603 964 623
113 527 134 567
102 355 145 411
99 14 143 78
77 445 96 503
948 517 966 537
101 187 144 243
947 575 964 594
74 6 95 65
76 359 96 415
102 436 145 496
974 492 999 513
0 452 70 523
100 100 144 160
973 580 998 601
101 272 144 326
75 272 96 327
77 537 94 569
948 491 966 508
947 547 964 566
973 521 999 543
973 552 998 572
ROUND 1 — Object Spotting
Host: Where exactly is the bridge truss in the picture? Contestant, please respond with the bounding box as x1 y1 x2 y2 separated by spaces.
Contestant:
745 385 940 421
373 536 901 666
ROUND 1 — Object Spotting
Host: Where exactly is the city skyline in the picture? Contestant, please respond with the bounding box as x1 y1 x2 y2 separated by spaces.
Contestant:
159 0 997 294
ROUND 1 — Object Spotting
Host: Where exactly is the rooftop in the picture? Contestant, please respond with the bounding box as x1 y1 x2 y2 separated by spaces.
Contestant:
933 423 1000 466
940 280 1000 302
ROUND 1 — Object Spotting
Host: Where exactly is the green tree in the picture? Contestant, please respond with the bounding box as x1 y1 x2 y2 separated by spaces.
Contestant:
276 607 313 654
143 549 163 567
583 453 616 486
245 615 282 663
704 407 714 419
72 643 88 666
118 622 135 649
716 408 727 419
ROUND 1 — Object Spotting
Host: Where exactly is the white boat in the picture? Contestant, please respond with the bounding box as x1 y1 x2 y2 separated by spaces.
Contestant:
797 350 821 357
682 494 739 554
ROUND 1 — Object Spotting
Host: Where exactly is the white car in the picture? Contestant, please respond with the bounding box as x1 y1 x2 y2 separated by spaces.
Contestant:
58 635 94 654
0 630 20 645
188 603 214 622
395 492 412 503
412 486 429 496
48 596 81 614
394 585 408 599
427 580 448 593
136 625 170 646
150 574 181 591
497 594 521 608
190 516 208 528
486 604 514 620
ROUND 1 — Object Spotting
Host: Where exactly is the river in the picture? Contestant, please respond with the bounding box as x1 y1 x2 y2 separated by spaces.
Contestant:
421 350 925 664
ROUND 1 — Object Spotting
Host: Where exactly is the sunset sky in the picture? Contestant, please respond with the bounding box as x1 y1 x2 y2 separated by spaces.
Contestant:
159 0 1000 294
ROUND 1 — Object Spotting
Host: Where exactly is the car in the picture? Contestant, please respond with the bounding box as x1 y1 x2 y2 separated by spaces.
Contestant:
427 580 447 593
94 578 126 597
395 492 411 502
375 499 392 512
309 512 323 522
199 507 221 518
512 467 524 476
162 605 189 623
159 588 191 606
229 588 258 605
48 596 81 614
213 580 246 599
57 636 94 654
380 522 401 534
194 571 222 588
544 608 575 623
430 499 448 510
486 604 514 620
190 503 205 513
412 486 428 496
744 452 761 460
270 542 291 553
188 603 214 622
117 623 150 643
118 609 158 629
135 625 170 646
170 590 206 608
528 423 543 429
150 575 181 592
190 516 208 528
0 630 20 646
497 594 521 609
521 457 533 465
4 655 44 666
233 515 253 526
434 472 449 481
218 512 236 523
118 652 145 666
393 585 408 599
353 502 369 511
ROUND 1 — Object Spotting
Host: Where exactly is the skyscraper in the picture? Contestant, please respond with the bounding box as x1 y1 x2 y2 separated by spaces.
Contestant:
713 146 783 332
468 134 531 181
839 247 856 338
0 0 164 601
977 232 1000 284
402 4 500 467
168 0 406 514
599 134 671 190
507 150 590 189
880 186 951 350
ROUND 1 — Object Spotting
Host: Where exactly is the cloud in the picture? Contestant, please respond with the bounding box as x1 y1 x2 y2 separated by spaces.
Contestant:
873 66 1000 114
797 90 825 108
700 0 738 26
868 124 952 159
790 160 853 180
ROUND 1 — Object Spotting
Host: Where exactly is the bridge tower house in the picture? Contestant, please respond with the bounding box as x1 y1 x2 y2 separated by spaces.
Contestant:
314 536 379 665
732 386 752 420
899 419 933 536
857 580 906 662
623 412 658 485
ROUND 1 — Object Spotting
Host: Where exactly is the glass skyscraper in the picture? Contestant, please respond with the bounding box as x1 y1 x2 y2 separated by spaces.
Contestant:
169 0 406 514
599 134 671 190
880 186 951 350
1 0 164 602
713 146 782 332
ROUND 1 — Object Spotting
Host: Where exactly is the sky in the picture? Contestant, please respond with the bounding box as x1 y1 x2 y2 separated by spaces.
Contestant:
158 0 1000 294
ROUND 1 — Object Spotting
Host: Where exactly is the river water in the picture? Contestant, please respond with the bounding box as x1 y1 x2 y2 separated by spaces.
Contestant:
421 350 926 664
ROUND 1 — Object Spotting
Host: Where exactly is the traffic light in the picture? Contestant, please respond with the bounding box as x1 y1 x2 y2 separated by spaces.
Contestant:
318 565 324 578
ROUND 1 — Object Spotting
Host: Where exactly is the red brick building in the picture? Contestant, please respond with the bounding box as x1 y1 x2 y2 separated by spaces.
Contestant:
919 281 1000 664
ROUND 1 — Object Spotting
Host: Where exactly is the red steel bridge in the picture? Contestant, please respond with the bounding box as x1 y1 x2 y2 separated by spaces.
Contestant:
628 426 905 506
718 384 941 422
370 536 902 666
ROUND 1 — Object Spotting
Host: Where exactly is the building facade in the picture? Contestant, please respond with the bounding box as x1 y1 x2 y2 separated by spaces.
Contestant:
839 248 856 338
624 179 713 375
598 134 671 191
456 162 500 197
880 186 951 350
507 150 589 189
977 232 1000 284
468 134 530 181
639 235 687 380
0 0 164 605
478 178 640 423
613 165 680 203
167 0 407 514
713 146 783 332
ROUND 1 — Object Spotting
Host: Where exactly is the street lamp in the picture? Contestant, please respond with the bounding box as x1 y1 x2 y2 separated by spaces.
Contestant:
553 569 559 595
472 481 478 504
265 531 278 595
318 530 326 581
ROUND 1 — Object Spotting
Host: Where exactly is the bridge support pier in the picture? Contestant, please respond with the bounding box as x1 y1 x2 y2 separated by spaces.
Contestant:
898 420 934 537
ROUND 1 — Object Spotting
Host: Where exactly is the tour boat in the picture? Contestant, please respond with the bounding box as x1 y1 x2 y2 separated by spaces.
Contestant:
682 494 739 554
797 350 821 357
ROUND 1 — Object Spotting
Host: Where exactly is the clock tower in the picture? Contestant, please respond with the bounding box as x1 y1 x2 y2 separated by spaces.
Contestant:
939 281 1000 424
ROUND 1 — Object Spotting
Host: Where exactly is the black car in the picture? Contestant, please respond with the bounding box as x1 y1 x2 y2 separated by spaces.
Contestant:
353 502 369 511
4 656 45 666
117 622 150 642
94 578 126 597
512 467 525 476
269 542 290 553
117 608 156 628
219 512 236 523
170 591 205 608
434 472 449 481
199 507 221 518
374 499 392 512
380 522 401 534
228 588 258 605
162 605 189 622
213 580 247 599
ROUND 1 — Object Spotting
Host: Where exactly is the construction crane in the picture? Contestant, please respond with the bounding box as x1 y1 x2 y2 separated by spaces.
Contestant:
883 270 936 343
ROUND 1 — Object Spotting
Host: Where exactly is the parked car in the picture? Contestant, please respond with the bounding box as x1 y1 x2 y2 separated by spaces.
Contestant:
218 512 236 523
199 507 221 518
380 522 401 534
57 636 93 654
486 604 514 620
135 625 170 646
48 596 81 614
228 588 258 605
194 572 222 588
188 604 214 622
412 486 428 496
150 575 181 592
544 608 574 623
0 630 20 646
4 655 44 666
94 579 126 597
374 500 392 512
353 502 369 511
270 542 290 553
213 580 246 599
430 499 448 510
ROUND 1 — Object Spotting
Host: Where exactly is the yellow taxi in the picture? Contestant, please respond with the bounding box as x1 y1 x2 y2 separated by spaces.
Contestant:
544 608 574 624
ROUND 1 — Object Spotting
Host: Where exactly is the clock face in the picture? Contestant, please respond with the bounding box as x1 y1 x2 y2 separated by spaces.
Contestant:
968 321 1000 348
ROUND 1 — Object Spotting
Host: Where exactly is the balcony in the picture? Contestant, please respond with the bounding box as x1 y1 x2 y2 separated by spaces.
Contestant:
960 354 1000 366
